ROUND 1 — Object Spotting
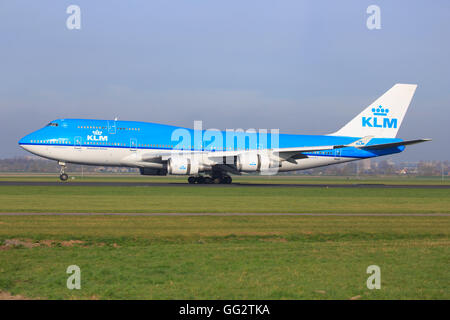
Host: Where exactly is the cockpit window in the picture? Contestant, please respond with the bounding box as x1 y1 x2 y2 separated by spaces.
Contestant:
47 122 58 127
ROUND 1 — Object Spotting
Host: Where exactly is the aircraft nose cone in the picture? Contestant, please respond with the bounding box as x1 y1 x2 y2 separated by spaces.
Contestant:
19 136 28 146
18 133 34 151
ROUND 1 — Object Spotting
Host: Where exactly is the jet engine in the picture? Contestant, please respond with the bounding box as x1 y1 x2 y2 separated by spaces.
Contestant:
167 157 200 175
235 153 279 172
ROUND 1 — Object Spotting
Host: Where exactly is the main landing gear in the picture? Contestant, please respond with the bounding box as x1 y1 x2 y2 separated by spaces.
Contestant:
59 161 69 181
188 175 232 184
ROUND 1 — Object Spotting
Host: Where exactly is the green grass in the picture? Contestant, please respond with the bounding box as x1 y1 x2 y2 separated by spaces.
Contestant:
1 173 449 185
0 176 448 299
0 185 448 213
0 216 448 299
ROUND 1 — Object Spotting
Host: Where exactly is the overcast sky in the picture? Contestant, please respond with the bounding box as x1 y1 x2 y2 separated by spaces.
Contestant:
1 0 449 160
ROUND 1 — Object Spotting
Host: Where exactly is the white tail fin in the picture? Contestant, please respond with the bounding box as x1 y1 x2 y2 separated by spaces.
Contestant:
332 84 417 138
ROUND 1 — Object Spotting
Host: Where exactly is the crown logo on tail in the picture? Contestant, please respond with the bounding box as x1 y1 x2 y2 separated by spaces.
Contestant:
372 105 389 116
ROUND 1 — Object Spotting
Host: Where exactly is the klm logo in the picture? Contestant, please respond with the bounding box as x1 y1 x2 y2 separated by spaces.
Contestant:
362 106 397 129
87 130 108 142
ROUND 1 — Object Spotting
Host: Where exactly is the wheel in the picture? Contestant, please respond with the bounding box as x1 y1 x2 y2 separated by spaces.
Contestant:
188 176 196 184
204 177 213 184
197 176 205 184
223 176 232 184
60 173 69 181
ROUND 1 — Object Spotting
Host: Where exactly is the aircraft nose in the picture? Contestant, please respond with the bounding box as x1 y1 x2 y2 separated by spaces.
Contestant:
19 135 28 146
18 132 35 150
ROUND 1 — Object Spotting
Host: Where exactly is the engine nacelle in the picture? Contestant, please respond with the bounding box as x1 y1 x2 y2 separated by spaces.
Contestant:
258 154 280 172
235 153 279 172
139 168 167 176
167 157 200 175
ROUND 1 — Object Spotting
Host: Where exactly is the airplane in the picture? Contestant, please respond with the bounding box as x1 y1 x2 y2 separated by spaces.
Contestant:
18 84 430 184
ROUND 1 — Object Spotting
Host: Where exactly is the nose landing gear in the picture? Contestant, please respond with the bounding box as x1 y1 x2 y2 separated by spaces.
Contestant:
59 161 69 181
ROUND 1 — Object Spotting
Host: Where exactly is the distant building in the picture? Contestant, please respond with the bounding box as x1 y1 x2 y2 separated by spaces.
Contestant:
361 159 371 171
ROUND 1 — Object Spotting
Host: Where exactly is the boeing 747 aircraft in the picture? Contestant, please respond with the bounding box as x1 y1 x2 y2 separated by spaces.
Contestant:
19 84 430 183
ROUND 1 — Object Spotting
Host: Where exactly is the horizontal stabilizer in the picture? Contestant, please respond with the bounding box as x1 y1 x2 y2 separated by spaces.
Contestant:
347 136 374 147
359 139 431 150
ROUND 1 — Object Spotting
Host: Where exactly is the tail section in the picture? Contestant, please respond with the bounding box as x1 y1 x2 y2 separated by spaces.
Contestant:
332 84 417 138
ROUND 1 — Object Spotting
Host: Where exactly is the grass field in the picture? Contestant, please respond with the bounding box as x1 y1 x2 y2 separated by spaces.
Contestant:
0 215 448 299
0 175 448 299
0 184 449 213
1 173 449 185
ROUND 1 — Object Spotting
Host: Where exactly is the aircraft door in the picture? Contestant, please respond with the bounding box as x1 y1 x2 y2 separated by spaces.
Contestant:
334 148 341 160
130 138 137 151
75 136 82 150
108 120 116 134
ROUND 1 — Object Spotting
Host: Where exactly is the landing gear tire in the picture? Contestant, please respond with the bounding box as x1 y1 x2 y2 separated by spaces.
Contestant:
197 176 205 184
204 177 213 184
189 175 230 184
188 176 197 184
222 176 232 184
58 161 68 182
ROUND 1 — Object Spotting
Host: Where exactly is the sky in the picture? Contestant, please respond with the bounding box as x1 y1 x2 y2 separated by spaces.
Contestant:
1 0 449 160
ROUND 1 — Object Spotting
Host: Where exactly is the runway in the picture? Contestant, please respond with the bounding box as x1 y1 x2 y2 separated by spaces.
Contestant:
0 212 448 216
0 181 449 189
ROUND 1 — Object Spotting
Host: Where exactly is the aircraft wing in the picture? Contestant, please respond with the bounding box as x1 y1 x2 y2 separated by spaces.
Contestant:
272 145 342 163
140 141 359 163
273 138 431 161
208 140 371 164
205 145 343 164
271 136 378 160
138 137 430 166
141 152 174 163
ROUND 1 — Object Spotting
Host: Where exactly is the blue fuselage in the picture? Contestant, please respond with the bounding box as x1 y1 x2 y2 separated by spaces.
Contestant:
19 119 404 160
